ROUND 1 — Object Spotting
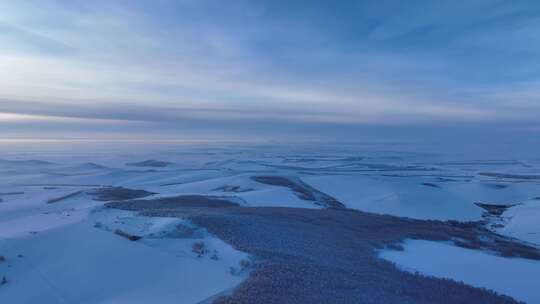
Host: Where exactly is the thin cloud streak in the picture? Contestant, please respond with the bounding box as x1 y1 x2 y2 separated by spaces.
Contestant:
0 98 521 127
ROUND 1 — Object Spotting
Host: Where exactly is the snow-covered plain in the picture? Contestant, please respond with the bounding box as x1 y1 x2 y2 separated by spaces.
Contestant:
0 141 539 303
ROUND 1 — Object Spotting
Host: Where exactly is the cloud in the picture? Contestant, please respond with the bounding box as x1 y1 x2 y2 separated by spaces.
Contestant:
0 0 539 140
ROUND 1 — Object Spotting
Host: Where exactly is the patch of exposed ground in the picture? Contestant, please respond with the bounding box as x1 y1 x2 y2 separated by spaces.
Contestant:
113 229 143 241
89 187 155 201
108 196 540 304
20 183 104 187
261 162 439 174
0 192 24 196
436 160 527 167
484 184 510 189
475 203 518 217
126 160 173 168
251 176 344 209
479 173 540 180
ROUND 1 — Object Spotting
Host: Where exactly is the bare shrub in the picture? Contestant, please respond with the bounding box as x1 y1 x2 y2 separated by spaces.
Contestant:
239 259 251 271
192 241 207 257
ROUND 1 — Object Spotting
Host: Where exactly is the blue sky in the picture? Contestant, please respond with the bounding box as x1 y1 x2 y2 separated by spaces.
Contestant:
0 0 539 141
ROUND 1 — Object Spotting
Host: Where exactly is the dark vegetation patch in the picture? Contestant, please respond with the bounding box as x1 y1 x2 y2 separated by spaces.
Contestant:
479 172 540 180
47 190 83 204
453 239 482 250
21 183 103 187
436 177 458 182
251 176 345 209
385 243 404 251
474 203 521 231
108 200 540 304
126 160 173 168
484 184 510 189
381 174 474 179
0 192 25 196
436 160 525 166
342 156 365 162
0 191 26 203
0 256 9 286
262 162 439 174
90 187 155 201
105 195 240 211
201 209 538 304
113 229 143 241
475 203 517 216
0 159 54 166
213 185 254 193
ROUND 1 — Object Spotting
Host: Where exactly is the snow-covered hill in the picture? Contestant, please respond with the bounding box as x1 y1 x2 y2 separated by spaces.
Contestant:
1 142 539 303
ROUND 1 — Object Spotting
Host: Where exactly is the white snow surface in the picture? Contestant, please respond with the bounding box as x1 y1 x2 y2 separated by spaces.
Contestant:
379 240 540 304
1 142 540 303
0 190 249 304
302 175 484 221
496 199 540 247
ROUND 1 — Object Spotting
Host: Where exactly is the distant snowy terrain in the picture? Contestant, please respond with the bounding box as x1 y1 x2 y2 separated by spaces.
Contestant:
0 142 539 303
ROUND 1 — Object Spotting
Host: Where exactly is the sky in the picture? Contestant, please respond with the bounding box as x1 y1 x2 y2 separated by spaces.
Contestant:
0 0 540 143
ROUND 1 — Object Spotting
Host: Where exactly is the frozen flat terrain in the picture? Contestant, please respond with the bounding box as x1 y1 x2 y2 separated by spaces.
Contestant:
0 142 539 303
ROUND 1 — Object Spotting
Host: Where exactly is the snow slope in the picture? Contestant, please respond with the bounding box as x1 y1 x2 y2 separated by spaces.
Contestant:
380 240 540 304
0 201 249 304
302 175 483 221
497 199 540 247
